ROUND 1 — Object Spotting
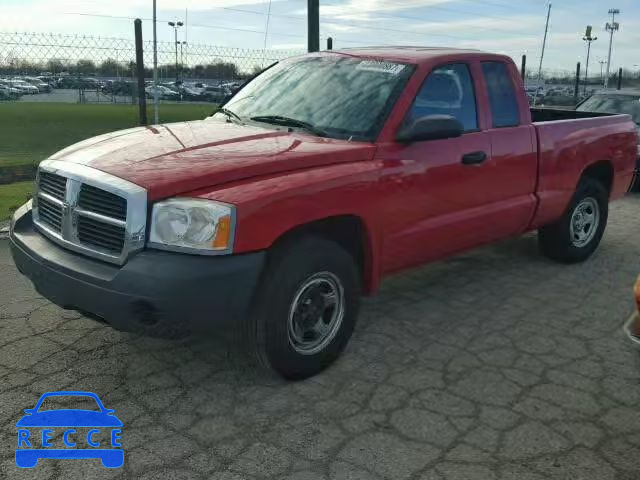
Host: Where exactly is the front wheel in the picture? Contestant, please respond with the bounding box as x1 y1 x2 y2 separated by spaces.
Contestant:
538 177 608 263
246 236 361 380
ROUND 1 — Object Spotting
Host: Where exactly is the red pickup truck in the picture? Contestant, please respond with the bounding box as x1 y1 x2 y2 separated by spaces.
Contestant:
9 48 637 379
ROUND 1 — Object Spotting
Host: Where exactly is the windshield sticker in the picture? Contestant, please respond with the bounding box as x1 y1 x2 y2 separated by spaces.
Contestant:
356 61 405 75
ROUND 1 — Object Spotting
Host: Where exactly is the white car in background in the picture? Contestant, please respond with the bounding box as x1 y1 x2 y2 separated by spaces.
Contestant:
23 76 52 93
145 85 179 100
8 79 39 94
0 80 23 97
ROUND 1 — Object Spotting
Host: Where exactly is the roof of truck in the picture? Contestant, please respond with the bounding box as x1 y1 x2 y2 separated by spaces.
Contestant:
334 46 488 63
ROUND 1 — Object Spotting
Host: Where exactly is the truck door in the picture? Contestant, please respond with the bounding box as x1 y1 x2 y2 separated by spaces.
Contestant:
380 61 534 273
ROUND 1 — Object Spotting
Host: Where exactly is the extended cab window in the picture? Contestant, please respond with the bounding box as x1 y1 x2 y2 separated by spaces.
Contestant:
407 63 478 132
482 62 520 128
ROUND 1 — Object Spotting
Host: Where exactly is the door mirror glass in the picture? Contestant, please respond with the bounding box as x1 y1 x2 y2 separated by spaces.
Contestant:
396 115 463 143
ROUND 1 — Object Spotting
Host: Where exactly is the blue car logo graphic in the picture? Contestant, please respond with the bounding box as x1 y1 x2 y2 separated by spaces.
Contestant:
15 391 123 468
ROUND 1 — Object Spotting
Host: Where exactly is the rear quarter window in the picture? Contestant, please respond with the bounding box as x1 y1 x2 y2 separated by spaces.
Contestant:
482 62 520 128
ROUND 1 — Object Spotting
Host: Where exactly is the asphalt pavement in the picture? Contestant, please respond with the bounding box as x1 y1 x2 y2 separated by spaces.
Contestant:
1 196 640 480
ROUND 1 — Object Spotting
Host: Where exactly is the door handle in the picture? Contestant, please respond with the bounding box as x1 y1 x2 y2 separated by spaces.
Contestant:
461 151 487 165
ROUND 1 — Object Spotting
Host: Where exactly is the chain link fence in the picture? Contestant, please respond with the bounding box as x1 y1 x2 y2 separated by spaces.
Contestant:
522 61 640 107
0 31 304 104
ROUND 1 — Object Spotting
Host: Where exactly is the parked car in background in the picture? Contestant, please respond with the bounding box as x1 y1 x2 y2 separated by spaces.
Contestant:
624 276 640 345
525 86 545 104
9 47 638 380
80 77 104 90
0 80 23 98
23 76 52 93
220 81 243 94
55 76 76 89
55 77 103 90
202 85 232 104
577 89 640 192
538 89 578 107
102 80 137 96
161 81 181 92
180 85 204 100
145 85 179 100
8 79 39 94
0 86 14 100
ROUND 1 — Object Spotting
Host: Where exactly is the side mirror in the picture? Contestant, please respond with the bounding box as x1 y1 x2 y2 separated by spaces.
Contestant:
397 115 464 143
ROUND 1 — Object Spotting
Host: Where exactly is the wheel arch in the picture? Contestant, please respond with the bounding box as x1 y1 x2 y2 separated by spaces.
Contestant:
267 214 378 295
579 160 614 196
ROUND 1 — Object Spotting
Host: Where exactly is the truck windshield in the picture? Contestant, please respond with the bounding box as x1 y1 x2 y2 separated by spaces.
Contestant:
577 94 640 125
220 55 414 141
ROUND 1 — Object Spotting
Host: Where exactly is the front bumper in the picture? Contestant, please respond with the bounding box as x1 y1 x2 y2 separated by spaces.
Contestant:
9 207 265 337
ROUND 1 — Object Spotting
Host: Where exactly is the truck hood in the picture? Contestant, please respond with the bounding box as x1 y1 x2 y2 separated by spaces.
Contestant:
48 119 376 200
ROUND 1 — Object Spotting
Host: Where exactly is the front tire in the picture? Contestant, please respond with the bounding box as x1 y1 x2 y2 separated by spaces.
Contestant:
246 236 361 380
538 177 608 263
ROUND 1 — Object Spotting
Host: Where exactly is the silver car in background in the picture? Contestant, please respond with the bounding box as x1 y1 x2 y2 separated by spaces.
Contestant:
577 89 640 192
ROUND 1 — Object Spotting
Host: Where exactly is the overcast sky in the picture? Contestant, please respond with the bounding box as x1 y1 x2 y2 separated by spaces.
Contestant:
2 0 639 72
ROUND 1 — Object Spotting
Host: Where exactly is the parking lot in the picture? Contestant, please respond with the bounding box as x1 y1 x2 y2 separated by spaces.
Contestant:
1 196 639 480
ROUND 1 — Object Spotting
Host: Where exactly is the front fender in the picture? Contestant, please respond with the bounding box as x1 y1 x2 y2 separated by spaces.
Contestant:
187 161 385 292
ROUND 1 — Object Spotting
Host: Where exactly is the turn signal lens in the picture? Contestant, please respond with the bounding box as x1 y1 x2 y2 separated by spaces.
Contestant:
213 214 232 249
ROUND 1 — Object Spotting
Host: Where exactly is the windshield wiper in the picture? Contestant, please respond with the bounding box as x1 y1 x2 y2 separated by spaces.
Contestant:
219 107 244 124
250 115 328 138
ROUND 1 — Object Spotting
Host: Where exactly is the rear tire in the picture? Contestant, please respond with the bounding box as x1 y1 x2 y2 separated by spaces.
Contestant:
538 177 608 263
246 236 361 380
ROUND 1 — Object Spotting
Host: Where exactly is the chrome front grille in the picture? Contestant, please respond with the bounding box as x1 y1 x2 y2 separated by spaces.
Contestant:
37 196 63 232
32 160 147 265
78 184 127 221
39 172 67 200
78 216 126 252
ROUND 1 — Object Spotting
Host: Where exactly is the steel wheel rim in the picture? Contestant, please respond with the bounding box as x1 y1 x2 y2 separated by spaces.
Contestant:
570 197 600 248
287 272 345 355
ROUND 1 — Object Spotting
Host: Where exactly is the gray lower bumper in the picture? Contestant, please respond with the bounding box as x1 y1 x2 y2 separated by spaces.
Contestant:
9 207 265 338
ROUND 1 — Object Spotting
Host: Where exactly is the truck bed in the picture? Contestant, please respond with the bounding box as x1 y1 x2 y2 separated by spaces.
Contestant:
530 107 614 123
529 109 637 230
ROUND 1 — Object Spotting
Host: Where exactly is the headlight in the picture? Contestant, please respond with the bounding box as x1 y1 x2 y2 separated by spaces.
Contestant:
148 198 235 254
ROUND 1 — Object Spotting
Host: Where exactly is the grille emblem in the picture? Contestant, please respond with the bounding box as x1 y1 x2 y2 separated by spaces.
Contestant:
61 179 81 241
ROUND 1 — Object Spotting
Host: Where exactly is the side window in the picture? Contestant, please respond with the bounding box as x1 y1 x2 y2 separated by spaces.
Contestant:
482 62 520 128
407 63 478 132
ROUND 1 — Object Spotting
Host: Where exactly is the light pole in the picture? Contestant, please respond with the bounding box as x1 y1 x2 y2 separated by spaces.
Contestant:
604 8 620 88
599 60 607 82
153 0 159 124
533 2 552 107
582 26 597 95
168 21 183 84
177 41 187 83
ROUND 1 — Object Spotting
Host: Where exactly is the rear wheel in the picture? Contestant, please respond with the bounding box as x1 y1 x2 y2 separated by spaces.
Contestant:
538 177 608 263
246 236 361 380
